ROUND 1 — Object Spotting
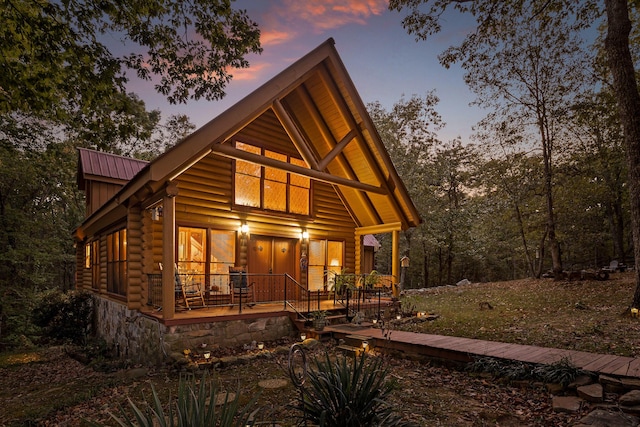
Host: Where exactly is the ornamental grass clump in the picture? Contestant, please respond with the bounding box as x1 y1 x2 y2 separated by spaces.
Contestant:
89 371 258 427
293 352 415 427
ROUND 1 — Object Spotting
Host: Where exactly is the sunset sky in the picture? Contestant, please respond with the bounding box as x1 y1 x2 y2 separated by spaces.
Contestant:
136 0 481 142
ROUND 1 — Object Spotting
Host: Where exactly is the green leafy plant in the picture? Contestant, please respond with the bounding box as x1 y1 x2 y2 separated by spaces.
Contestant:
533 357 588 387
90 371 259 426
364 270 380 288
293 352 415 426
328 268 356 295
310 310 328 321
31 289 94 345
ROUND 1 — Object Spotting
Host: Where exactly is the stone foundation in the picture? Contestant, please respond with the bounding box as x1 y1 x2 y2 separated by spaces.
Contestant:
93 297 295 365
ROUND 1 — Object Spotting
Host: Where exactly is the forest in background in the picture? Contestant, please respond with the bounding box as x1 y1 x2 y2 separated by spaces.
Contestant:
0 1 638 302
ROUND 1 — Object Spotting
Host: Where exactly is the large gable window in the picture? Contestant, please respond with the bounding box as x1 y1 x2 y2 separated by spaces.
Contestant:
234 142 310 215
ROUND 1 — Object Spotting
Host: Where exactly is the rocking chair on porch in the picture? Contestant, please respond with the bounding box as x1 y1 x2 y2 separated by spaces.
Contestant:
229 266 255 307
160 263 206 309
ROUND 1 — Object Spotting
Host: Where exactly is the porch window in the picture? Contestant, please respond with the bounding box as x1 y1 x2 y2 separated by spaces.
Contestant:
210 230 235 293
308 239 344 291
106 229 127 296
234 141 310 215
178 227 206 275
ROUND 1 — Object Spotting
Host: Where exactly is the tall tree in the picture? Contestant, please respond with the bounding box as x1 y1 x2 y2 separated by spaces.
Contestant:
604 0 640 307
391 0 590 278
368 94 442 286
0 0 261 291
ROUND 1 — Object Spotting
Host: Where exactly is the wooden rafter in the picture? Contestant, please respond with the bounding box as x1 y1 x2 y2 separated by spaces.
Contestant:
210 143 387 195
271 99 320 170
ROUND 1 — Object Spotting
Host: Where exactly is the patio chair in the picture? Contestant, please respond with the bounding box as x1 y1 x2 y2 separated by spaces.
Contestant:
160 263 206 309
229 266 255 307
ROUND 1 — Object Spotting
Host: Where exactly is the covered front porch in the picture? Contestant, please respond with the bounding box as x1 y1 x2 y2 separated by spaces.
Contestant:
144 271 396 325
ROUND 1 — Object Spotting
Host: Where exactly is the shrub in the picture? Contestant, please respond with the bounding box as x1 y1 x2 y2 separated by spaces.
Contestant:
31 289 93 345
533 357 589 387
90 372 259 426
293 352 415 427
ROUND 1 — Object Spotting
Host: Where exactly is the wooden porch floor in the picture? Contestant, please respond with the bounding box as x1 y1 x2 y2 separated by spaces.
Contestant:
141 295 392 325
326 323 640 379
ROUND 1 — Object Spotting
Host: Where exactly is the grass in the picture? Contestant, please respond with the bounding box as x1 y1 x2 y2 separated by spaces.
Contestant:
399 271 640 357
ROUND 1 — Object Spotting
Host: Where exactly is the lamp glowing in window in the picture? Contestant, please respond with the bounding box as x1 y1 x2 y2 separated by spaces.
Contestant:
239 223 249 234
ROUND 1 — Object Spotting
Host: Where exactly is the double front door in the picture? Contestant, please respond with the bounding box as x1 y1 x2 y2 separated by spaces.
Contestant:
248 235 297 301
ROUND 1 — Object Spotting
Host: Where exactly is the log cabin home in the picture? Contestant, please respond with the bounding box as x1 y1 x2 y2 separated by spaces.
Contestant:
73 38 421 364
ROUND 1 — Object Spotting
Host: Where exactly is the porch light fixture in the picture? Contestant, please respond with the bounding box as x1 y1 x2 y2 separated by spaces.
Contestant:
300 332 307 341
239 223 249 234
301 229 309 240
150 206 163 221
362 340 368 350
372 318 378 324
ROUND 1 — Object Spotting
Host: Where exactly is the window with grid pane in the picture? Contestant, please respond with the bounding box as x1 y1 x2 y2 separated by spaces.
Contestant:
106 229 127 296
234 142 310 215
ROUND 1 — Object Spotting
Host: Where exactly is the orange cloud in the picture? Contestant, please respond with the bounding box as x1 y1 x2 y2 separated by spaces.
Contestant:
260 28 295 47
272 0 388 34
229 62 270 81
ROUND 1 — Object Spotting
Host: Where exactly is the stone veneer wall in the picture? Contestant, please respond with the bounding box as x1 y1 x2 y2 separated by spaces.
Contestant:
94 297 295 365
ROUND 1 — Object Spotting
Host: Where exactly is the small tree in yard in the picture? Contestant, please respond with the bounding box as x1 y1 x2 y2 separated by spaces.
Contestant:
293 352 416 427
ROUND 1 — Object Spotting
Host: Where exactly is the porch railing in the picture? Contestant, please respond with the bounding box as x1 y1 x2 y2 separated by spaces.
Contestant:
146 271 390 318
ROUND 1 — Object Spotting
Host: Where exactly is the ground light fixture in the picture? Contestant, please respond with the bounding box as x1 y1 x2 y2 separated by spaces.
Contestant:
257 342 264 350
300 332 307 341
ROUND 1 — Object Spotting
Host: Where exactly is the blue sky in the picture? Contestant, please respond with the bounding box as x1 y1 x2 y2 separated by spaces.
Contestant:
135 0 483 143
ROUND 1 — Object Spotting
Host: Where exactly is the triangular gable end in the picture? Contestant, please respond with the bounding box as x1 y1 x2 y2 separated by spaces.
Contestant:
80 38 421 234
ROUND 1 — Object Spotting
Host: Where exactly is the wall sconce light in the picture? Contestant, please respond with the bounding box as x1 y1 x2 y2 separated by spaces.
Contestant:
239 223 249 234
257 342 264 350
301 229 309 240
150 206 163 221
300 332 307 341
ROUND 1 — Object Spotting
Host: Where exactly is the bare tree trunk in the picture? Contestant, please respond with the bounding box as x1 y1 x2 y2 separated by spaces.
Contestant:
422 239 429 287
604 0 640 307
535 229 548 279
514 202 535 277
538 112 563 277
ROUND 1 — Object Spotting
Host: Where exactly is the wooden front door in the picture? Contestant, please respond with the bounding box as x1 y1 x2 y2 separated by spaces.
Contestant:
248 235 297 301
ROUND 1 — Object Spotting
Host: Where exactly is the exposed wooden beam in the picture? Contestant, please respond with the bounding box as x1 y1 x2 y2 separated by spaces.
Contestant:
294 86 382 224
355 223 403 235
272 98 320 170
210 143 387 195
317 129 357 171
316 65 408 225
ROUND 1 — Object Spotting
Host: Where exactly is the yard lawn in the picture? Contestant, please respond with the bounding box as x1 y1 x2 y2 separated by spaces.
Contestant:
400 271 640 357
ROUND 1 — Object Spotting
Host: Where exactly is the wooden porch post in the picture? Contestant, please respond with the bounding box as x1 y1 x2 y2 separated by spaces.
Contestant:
392 229 400 298
161 185 178 319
